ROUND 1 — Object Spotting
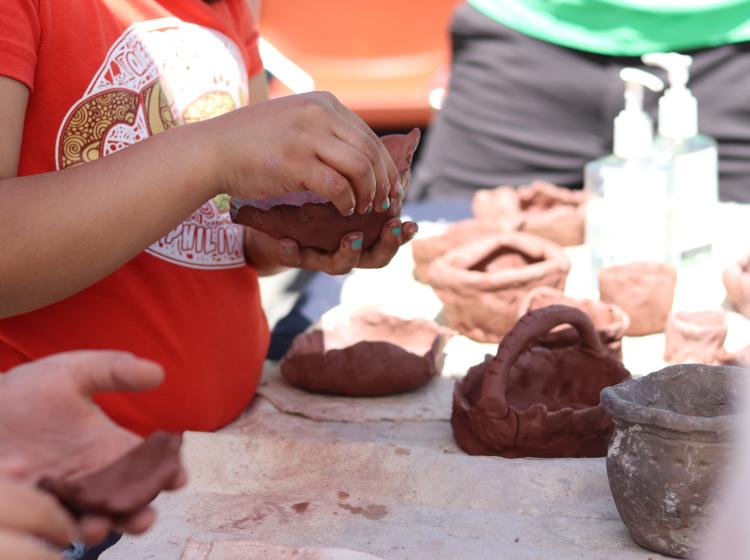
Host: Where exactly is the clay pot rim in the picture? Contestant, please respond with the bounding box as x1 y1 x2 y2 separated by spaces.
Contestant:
668 310 728 337
600 364 741 437
518 286 631 340
427 232 570 289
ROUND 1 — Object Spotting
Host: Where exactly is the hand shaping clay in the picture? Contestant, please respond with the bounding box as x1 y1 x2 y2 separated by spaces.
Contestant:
723 253 750 319
715 344 750 368
280 311 451 397
411 219 511 283
426 232 570 342
599 262 676 336
518 286 630 360
451 305 631 458
663 310 728 365
601 364 741 558
39 431 182 519
230 129 421 252
472 181 588 246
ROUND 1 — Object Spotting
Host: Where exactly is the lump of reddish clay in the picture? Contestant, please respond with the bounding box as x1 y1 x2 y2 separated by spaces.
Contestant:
518 286 630 360
472 181 588 246
231 129 421 252
426 232 570 342
599 262 676 336
451 305 631 458
664 310 728 365
39 431 182 519
723 253 750 319
281 311 451 397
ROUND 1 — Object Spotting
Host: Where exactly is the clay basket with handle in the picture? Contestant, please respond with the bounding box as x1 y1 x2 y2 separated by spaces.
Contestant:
451 305 631 458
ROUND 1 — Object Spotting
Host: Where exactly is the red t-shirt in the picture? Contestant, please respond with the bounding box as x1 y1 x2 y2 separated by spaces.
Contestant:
0 0 270 435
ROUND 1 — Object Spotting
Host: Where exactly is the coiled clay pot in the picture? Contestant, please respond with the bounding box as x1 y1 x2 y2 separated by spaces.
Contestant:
599 262 677 336
472 181 588 246
601 364 742 558
281 311 450 397
518 286 630 360
427 232 570 342
723 253 750 319
231 129 420 252
451 305 631 458
411 219 510 283
664 310 728 365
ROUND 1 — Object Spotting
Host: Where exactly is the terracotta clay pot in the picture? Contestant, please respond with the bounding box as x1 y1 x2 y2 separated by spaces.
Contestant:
599 262 677 336
472 181 588 246
281 311 451 397
601 364 742 558
518 286 630 360
427 232 570 342
723 254 750 319
230 129 420 252
451 305 631 458
411 219 510 283
664 310 728 365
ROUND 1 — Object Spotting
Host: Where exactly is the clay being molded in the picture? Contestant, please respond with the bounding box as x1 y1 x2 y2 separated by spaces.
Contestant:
518 286 630 360
411 219 510 283
472 181 588 246
230 129 421 252
599 262 676 336
39 431 182 519
281 311 451 397
723 254 750 319
664 310 728 365
427 232 570 342
451 305 631 458
601 364 742 558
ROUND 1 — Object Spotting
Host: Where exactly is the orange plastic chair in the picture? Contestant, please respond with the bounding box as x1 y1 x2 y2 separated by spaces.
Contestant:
259 0 461 129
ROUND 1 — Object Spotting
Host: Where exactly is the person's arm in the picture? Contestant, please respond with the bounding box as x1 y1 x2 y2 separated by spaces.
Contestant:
0 75 400 318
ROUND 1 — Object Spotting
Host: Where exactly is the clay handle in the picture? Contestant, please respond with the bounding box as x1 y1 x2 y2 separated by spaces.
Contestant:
478 305 602 412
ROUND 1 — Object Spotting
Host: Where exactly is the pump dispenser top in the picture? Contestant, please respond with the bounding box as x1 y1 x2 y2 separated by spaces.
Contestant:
614 68 663 159
642 52 697 140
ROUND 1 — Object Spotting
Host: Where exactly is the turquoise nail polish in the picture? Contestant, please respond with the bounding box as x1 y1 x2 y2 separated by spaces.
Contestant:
351 238 363 250
381 199 390 210
391 226 402 237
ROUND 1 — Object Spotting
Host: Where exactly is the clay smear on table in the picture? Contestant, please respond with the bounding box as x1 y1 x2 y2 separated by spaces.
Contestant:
411 219 510 283
39 431 182 519
601 364 741 558
281 311 451 397
664 310 728 364
599 262 676 336
452 305 631 458
518 286 630 360
472 181 588 246
231 129 420 252
723 253 750 319
427 232 570 342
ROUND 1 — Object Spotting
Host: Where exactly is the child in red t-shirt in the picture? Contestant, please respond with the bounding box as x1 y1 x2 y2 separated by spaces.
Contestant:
0 0 417 435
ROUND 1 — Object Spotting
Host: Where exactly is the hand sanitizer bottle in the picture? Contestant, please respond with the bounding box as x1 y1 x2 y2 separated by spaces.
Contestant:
585 68 670 288
642 52 718 267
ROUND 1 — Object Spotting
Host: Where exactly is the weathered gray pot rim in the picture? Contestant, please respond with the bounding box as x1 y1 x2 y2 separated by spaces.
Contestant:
600 364 742 435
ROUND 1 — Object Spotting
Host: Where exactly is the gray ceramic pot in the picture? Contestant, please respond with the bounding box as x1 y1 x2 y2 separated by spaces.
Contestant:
600 364 742 558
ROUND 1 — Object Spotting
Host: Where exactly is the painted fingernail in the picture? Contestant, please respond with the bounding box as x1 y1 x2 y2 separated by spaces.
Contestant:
346 207 355 216
391 226 402 237
364 203 373 214
397 181 404 199
281 242 296 254
381 198 390 210
351 237 363 250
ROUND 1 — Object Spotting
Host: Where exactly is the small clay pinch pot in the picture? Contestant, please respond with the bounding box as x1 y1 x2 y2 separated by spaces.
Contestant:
664 310 728 365
601 364 742 558
39 431 182 519
230 129 421 252
426 232 570 342
472 181 588 246
451 305 631 458
723 253 750 319
599 262 677 336
280 311 451 397
518 287 630 361
411 219 510 283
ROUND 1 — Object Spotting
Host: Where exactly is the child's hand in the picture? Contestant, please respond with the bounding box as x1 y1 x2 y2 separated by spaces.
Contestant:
246 219 418 275
209 91 401 217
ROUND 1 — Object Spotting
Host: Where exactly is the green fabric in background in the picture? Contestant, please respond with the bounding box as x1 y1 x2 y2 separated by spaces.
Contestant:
467 0 750 55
